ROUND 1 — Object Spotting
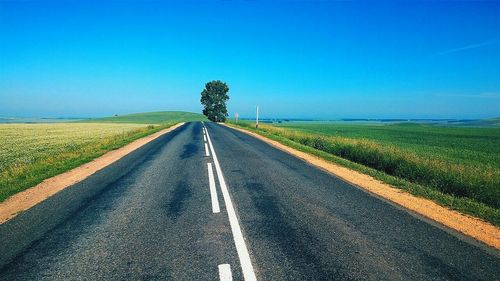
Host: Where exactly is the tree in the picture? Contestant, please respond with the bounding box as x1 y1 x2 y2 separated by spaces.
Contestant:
200 80 230 122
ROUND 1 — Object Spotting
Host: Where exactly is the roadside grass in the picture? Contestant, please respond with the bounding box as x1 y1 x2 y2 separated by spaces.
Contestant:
0 122 175 203
227 120 500 226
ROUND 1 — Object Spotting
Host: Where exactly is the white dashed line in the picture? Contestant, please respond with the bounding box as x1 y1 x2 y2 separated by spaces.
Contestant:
205 142 210 157
207 163 220 213
218 264 233 281
205 128 257 281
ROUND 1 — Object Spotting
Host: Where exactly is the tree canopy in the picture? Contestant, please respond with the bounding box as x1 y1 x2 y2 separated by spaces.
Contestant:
200 80 229 122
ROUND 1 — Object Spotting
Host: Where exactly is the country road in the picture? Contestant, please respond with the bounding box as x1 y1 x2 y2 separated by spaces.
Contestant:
0 122 498 280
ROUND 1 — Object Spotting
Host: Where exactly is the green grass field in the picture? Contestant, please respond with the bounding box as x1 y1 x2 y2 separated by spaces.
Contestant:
86 111 207 124
0 111 205 202
228 120 500 225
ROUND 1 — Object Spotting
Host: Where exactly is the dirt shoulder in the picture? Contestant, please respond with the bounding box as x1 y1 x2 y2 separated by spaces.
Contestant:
0 122 185 224
223 123 500 251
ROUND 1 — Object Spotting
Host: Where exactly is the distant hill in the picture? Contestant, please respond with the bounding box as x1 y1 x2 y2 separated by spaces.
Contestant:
447 117 500 127
85 111 207 124
244 117 500 127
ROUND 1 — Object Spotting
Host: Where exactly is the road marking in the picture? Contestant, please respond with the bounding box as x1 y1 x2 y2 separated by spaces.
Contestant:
207 163 220 213
205 142 210 157
206 128 257 281
218 264 233 281
204 134 207 142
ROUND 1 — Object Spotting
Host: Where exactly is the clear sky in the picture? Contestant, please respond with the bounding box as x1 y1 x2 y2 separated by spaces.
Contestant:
1 0 499 119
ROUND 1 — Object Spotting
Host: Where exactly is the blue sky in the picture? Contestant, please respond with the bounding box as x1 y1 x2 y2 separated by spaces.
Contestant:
1 0 499 119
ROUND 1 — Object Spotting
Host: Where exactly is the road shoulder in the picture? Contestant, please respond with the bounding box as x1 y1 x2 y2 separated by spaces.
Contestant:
0 122 185 224
222 123 500 251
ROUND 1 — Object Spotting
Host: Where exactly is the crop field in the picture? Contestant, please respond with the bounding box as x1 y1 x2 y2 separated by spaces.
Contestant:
277 122 500 171
0 111 205 202
229 120 500 225
0 122 169 202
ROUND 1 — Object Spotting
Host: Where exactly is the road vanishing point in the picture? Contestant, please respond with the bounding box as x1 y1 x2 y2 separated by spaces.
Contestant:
0 122 499 280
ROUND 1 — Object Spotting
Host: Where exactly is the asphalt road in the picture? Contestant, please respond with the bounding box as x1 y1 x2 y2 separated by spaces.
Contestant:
0 122 498 280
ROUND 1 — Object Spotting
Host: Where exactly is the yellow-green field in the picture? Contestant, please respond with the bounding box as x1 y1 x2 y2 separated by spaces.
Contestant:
0 123 167 202
0 111 206 202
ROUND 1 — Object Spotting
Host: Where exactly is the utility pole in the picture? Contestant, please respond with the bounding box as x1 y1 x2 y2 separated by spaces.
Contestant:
256 106 259 128
235 112 239 123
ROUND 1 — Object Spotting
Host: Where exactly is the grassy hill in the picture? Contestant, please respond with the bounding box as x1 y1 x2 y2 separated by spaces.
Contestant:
85 111 207 124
